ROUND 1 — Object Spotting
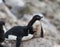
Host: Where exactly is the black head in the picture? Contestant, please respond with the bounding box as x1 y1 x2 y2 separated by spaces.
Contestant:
0 21 5 26
33 15 43 21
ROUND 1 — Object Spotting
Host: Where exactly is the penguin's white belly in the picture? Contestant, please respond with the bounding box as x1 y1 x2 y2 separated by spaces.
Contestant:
5 34 33 41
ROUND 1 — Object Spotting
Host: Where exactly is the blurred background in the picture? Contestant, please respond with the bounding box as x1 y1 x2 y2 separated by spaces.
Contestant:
0 0 60 47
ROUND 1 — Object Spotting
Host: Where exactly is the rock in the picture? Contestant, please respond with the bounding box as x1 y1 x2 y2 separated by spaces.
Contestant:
0 0 60 47
41 17 59 38
21 38 54 47
0 12 7 19
4 0 25 8
4 0 26 19
4 38 55 47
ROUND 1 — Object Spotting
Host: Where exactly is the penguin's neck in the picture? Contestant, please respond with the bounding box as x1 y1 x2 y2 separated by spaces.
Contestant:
27 18 37 27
